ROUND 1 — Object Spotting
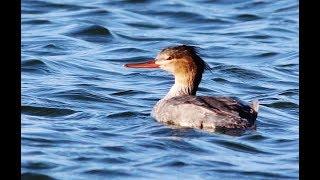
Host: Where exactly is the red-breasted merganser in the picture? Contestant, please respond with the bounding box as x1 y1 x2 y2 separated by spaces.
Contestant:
124 45 259 132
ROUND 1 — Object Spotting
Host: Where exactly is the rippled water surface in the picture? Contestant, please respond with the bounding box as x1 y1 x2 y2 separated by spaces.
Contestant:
22 0 299 179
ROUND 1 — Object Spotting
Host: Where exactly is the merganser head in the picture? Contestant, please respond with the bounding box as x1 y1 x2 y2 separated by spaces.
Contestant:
125 45 209 76
124 45 210 96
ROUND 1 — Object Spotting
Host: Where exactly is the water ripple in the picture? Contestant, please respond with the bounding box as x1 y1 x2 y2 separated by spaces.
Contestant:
22 105 76 117
21 172 56 180
215 140 272 154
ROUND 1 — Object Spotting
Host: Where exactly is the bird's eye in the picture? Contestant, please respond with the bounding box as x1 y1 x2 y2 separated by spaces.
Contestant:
167 56 173 60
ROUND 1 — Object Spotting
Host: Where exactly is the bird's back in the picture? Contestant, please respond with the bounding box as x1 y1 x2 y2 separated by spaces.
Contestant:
152 95 258 132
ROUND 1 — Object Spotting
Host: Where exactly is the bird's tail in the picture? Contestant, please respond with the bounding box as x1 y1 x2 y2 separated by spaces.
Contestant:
251 99 259 113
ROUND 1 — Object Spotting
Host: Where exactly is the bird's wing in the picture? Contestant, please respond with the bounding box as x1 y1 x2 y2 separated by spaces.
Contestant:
159 95 257 129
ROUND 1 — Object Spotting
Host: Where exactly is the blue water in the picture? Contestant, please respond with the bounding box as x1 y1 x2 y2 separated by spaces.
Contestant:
22 0 299 179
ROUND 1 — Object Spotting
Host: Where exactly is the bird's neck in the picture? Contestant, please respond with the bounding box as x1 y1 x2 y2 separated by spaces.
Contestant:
164 72 202 99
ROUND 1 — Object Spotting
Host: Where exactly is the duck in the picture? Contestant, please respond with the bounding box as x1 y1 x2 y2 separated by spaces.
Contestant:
124 45 259 133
